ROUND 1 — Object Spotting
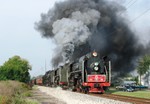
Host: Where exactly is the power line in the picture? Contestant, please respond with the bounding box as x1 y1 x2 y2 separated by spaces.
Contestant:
119 0 138 16
125 0 134 7
126 0 137 9
130 8 150 23
99 0 137 31
99 0 146 35
108 7 150 35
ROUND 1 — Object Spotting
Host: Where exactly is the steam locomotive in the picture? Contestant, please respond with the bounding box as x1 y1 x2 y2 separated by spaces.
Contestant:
42 51 111 93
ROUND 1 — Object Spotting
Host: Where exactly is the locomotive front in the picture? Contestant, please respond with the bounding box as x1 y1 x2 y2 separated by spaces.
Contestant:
81 51 111 93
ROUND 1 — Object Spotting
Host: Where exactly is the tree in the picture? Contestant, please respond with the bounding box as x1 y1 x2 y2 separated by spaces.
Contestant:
0 56 32 83
137 54 150 85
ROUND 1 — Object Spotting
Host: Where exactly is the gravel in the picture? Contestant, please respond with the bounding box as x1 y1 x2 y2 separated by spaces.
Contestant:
38 86 131 104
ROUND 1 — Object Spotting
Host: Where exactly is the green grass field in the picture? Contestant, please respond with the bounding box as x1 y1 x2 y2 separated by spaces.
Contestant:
106 88 150 99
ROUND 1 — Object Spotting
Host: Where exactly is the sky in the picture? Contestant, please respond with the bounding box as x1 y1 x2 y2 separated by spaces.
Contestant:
0 0 150 77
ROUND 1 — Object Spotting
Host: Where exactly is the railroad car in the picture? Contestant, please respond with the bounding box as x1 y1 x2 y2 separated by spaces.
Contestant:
42 51 111 93
35 77 43 86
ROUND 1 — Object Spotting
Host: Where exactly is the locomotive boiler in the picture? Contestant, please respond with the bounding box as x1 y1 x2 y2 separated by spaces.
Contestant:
42 51 111 93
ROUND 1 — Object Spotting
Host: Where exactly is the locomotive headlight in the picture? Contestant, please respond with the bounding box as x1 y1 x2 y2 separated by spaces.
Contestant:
94 62 99 66
92 52 97 57
94 66 99 71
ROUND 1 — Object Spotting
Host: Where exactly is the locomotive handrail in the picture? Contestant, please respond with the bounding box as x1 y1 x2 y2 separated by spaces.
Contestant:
68 70 82 79
104 66 108 82
109 61 111 83
54 75 59 79
69 70 81 74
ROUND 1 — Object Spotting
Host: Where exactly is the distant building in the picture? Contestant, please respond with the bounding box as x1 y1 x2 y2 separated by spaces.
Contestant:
123 81 136 85
141 71 150 88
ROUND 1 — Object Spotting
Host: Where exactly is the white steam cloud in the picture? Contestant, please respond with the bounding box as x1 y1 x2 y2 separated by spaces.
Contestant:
52 9 100 62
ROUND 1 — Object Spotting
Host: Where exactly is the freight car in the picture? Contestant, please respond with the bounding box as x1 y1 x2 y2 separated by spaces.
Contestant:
30 76 43 86
43 51 111 93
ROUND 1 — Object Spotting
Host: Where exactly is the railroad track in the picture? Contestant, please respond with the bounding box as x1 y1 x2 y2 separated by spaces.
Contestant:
90 93 150 104
48 86 150 104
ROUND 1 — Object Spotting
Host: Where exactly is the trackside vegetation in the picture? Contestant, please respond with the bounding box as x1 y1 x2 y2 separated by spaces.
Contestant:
0 56 38 103
137 54 150 85
0 55 31 83
0 80 38 104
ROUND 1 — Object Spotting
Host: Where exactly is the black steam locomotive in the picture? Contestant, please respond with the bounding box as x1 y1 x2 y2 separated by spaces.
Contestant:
42 51 111 93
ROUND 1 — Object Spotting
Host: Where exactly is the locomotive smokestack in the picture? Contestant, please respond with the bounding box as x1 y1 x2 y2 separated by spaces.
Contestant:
35 0 150 76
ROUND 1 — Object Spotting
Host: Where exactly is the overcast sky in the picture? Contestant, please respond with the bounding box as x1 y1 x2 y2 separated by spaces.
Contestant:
0 0 150 77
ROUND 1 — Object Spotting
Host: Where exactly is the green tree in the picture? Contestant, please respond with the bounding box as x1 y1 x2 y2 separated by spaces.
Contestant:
0 56 32 83
137 54 150 85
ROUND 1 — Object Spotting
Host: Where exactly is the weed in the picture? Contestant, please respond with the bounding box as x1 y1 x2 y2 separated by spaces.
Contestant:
0 80 37 104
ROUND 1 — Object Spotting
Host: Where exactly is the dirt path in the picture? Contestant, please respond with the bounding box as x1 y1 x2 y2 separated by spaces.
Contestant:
29 87 66 104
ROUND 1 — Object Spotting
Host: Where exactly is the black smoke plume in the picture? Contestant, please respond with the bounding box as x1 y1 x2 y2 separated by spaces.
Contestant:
35 0 150 75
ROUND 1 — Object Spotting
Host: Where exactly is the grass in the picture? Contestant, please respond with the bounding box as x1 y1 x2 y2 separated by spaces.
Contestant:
0 80 39 104
106 88 150 99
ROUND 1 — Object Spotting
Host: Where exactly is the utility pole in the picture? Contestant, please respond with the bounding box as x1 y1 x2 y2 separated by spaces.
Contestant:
45 59 47 73
149 65 150 88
